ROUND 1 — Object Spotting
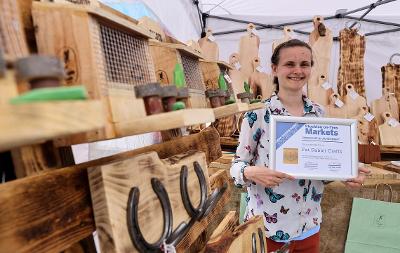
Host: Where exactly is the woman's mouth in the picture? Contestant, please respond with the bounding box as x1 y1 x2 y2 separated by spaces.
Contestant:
288 76 304 81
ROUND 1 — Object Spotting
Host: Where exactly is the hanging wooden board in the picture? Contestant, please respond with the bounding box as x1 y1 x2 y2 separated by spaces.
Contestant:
371 161 400 175
204 215 267 253
325 93 347 118
379 112 400 145
352 106 379 144
344 83 367 118
198 28 219 61
272 26 293 52
249 57 275 99
228 53 246 98
238 23 260 82
308 74 333 107
371 87 399 125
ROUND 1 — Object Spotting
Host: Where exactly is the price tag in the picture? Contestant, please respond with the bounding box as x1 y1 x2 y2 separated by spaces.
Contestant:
363 113 375 122
208 35 215 42
388 118 400 127
349 90 359 100
224 73 232 83
321 82 332 90
335 98 344 108
234 62 241 70
256 66 264 72
251 28 259 36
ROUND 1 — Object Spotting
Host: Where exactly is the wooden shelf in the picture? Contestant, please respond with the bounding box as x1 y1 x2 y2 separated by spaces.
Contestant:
114 108 215 137
0 100 104 151
213 102 265 119
380 145 400 154
149 39 203 59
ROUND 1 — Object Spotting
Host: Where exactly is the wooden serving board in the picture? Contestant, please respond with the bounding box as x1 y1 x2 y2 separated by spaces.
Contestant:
371 161 400 174
325 93 347 118
88 151 211 253
204 215 266 253
371 87 399 125
229 53 247 97
344 84 367 118
308 74 333 107
249 57 275 99
238 24 260 82
198 29 219 61
379 112 400 145
272 26 293 52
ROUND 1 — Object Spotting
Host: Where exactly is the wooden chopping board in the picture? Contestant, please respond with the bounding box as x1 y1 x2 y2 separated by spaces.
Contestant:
272 26 293 52
379 111 400 145
371 161 400 174
352 105 379 144
198 28 219 61
308 16 333 91
249 57 274 99
239 23 260 82
229 53 246 98
371 87 399 125
344 83 367 118
308 74 333 107
326 93 347 118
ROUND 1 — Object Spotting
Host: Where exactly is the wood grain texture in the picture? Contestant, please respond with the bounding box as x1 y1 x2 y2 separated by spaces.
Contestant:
213 102 265 119
379 112 400 145
371 88 399 125
204 215 266 253
200 60 220 90
88 151 210 253
325 93 347 118
0 69 19 105
371 161 400 175
209 211 238 241
228 53 247 98
249 57 274 100
344 84 367 118
198 30 219 61
0 101 105 152
0 128 222 253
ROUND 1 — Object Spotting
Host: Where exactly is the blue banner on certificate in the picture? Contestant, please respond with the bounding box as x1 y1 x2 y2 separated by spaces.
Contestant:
269 116 358 180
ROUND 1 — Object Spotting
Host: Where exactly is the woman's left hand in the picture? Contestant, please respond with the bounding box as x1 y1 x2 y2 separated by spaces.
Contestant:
344 167 371 188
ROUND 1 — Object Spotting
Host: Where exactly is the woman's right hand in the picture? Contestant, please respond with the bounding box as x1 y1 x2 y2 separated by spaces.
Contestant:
243 166 295 187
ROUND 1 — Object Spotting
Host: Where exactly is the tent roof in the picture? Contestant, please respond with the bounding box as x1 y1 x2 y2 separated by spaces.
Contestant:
200 0 400 16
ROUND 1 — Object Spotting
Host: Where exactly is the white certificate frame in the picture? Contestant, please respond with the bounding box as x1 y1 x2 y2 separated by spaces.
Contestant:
269 115 358 181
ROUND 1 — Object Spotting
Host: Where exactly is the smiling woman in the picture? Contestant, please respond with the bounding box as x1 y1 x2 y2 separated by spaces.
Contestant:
230 39 368 253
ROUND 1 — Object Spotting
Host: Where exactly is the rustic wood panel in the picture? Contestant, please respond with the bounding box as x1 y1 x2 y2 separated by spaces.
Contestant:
209 211 238 241
0 128 221 253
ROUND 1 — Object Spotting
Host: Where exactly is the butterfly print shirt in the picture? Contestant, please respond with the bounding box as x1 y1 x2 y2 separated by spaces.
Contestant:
231 93 325 241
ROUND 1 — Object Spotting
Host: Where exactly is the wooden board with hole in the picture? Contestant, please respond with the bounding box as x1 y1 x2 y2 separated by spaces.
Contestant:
213 102 265 119
238 29 260 82
371 161 400 175
379 112 400 145
0 128 222 253
204 215 266 253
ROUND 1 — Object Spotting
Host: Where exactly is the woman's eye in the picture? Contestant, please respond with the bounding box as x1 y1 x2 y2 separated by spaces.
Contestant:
301 62 311 67
284 62 295 67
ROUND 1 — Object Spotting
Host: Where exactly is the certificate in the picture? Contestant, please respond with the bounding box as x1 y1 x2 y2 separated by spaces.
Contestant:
269 115 358 180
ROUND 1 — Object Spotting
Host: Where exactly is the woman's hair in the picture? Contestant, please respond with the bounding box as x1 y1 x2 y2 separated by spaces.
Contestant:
271 39 314 91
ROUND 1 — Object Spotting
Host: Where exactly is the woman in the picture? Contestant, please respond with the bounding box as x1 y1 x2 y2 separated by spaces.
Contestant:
230 39 368 253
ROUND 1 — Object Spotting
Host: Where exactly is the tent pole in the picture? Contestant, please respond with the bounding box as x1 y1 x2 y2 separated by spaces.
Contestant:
345 16 400 28
349 0 382 28
337 0 396 17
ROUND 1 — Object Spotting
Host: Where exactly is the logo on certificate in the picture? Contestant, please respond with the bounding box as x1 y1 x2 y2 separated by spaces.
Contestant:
283 148 298 164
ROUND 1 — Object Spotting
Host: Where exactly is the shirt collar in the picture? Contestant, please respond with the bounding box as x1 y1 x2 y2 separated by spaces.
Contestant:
268 92 317 115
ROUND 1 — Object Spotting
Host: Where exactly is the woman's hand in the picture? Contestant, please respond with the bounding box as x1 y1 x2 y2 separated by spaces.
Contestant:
344 167 371 188
244 166 295 187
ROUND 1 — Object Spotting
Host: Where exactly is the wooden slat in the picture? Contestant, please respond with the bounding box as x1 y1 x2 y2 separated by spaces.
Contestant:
149 40 203 59
114 108 215 137
0 128 221 253
213 102 265 119
380 145 400 154
209 211 238 241
0 101 105 152
371 161 400 174
364 164 400 180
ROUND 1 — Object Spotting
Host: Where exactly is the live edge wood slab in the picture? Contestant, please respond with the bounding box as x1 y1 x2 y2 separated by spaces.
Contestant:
0 127 223 253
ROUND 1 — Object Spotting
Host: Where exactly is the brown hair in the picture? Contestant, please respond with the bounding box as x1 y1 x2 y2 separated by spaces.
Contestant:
271 39 313 91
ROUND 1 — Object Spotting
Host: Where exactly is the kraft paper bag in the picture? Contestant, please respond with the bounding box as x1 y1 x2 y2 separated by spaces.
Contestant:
345 184 400 253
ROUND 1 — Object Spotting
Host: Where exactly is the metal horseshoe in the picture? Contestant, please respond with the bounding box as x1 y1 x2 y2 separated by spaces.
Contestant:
258 228 265 253
252 232 257 253
127 178 172 253
180 162 207 219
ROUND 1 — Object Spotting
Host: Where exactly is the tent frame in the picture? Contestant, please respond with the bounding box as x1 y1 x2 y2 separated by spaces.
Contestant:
193 0 400 40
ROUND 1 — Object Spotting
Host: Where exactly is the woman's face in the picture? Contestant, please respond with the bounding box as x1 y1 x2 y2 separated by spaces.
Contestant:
271 46 312 93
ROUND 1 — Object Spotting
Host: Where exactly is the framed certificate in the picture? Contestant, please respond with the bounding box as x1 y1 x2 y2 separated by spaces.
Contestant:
269 115 358 180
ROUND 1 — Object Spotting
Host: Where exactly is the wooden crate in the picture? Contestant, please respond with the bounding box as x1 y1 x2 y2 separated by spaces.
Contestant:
149 40 208 109
0 0 29 61
32 2 159 144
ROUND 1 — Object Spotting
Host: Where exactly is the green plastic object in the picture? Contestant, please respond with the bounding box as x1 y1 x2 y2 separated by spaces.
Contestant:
224 98 235 105
173 63 186 88
172 101 186 111
218 73 228 91
250 99 261 104
10 86 88 104
243 81 250 93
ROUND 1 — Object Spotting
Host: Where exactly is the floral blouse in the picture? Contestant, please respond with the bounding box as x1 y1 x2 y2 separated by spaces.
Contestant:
230 93 325 241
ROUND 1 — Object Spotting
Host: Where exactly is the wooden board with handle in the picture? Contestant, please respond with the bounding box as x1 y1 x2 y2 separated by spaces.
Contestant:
238 23 260 82
249 57 275 100
371 161 400 175
272 26 293 52
352 105 379 144
344 83 367 118
379 112 400 145
371 87 399 125
228 53 247 98
308 74 333 107
198 28 219 61
325 93 347 119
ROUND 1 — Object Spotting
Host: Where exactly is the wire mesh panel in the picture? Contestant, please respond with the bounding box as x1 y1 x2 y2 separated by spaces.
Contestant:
0 0 28 60
98 22 156 91
180 53 205 91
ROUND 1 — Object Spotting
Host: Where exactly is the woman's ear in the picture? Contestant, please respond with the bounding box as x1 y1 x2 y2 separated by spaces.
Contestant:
271 64 277 75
